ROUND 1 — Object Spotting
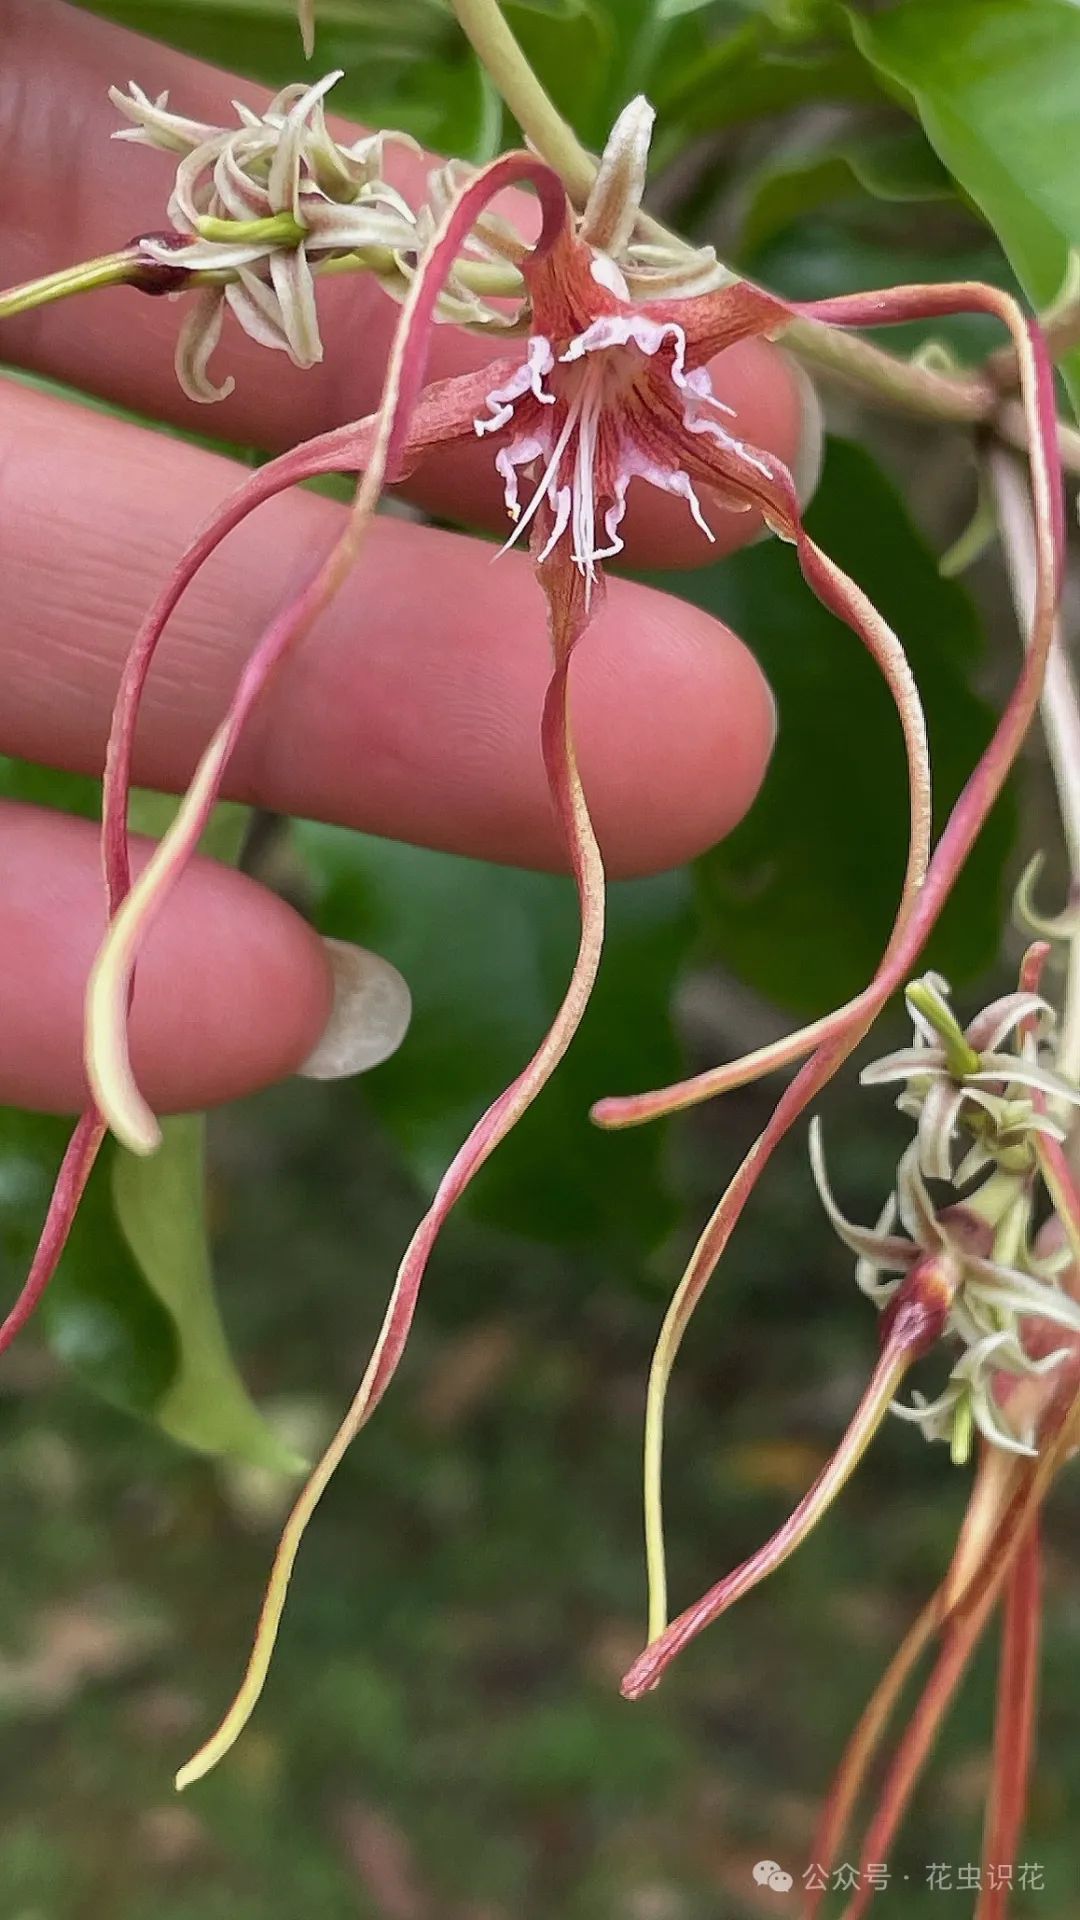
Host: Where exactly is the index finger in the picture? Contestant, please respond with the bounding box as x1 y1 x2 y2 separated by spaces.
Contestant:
1 0 818 563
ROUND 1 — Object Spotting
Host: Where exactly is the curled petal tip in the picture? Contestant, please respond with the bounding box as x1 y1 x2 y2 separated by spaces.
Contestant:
85 936 163 1156
85 1047 163 1157
620 1652 660 1702
589 1093 635 1130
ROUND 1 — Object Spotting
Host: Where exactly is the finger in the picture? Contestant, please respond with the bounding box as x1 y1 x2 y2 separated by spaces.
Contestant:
0 378 775 877
0 799 333 1114
0 0 818 561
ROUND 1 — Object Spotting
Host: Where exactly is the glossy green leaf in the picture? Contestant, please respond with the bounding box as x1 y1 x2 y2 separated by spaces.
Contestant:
658 33 879 136
739 131 952 257
504 0 613 149
0 754 101 823
111 1116 304 1470
642 438 1015 1016
297 826 693 1256
852 0 1080 407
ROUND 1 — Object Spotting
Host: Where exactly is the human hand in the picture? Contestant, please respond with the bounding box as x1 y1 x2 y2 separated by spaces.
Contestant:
0 0 820 1119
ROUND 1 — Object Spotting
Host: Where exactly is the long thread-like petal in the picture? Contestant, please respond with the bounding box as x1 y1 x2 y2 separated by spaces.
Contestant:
99 365 513 908
623 1340 910 1693
622 287 1059 1662
143 155 608 1790
595 285 1059 1135
803 1597 940 1918
806 1444 1020 1916
593 525 931 1132
0 1112 107 1355
87 154 568 1153
840 1609 995 1919
176 634 606 1788
840 1399 1080 1915
977 1524 1041 1920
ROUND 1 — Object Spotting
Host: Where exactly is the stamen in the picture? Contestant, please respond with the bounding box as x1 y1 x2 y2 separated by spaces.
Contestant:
495 399 580 558
478 316 759 583
570 365 606 591
535 485 572 565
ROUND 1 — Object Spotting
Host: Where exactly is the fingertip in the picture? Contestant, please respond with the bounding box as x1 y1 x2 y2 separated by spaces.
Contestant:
572 576 776 876
0 802 333 1114
131 850 336 1115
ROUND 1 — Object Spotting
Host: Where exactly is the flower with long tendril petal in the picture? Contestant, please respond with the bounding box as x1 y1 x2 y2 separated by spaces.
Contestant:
3 90 1063 1788
607 274 1059 1672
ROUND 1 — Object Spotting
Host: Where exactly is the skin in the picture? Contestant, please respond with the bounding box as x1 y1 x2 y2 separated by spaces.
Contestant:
0 0 816 1118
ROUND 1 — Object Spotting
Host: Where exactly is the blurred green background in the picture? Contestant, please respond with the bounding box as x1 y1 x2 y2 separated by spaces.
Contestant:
3 2 1080 1914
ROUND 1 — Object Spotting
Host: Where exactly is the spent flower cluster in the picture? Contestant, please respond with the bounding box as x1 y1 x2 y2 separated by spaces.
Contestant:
113 73 424 400
815 969 1080 1460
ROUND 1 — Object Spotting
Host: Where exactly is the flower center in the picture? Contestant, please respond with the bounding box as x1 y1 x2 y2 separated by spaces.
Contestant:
474 312 765 594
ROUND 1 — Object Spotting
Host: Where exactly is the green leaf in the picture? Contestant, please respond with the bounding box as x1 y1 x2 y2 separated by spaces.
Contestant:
111 1116 304 1471
80 0 487 155
297 826 693 1256
642 439 1015 1016
106 793 294 1466
739 131 952 256
0 754 101 822
658 34 880 136
852 0 1080 407
747 215 1010 364
504 0 613 149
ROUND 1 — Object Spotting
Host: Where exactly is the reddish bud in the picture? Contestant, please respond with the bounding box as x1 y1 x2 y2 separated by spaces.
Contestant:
126 233 194 297
879 1251 960 1359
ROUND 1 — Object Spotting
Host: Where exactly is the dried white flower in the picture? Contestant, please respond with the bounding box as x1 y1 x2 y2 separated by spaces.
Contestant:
810 1118 1080 1459
111 74 421 401
861 972 1079 1180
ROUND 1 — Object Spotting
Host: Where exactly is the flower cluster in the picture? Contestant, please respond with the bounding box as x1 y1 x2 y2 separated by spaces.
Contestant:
813 968 1080 1460
112 74 425 399
861 970 1079 1180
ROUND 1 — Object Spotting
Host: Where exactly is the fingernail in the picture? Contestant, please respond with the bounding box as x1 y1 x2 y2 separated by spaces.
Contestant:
787 351 824 511
298 937 411 1081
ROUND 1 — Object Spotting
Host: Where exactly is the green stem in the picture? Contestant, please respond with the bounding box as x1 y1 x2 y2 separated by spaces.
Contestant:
0 243 524 325
449 0 596 205
196 212 306 247
784 319 1080 474
782 313 993 424
0 248 145 320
